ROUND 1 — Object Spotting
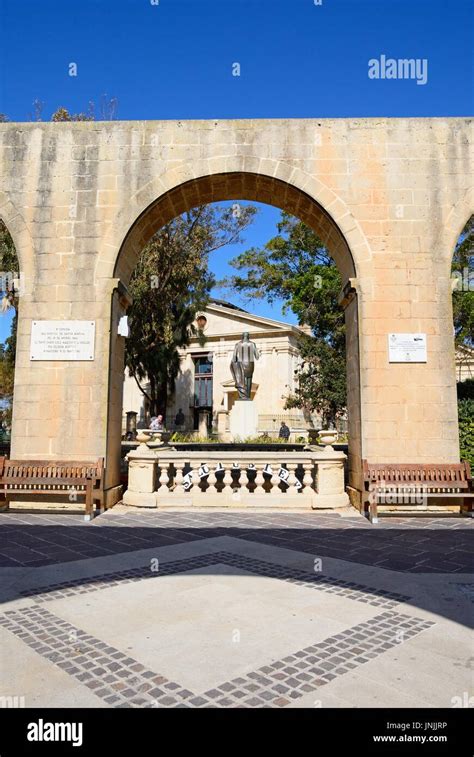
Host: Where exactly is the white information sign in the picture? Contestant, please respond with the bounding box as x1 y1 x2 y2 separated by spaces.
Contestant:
30 321 95 361
388 333 427 363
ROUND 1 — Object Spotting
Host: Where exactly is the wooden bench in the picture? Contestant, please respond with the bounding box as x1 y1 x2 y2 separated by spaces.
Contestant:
362 460 474 524
0 457 104 521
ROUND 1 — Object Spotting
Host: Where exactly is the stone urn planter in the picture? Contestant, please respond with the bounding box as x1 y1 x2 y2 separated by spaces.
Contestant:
135 429 170 449
135 430 152 452
147 430 171 446
135 429 172 449
318 429 338 452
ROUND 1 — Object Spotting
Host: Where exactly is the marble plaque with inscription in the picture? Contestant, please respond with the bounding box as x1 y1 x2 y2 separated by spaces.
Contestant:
388 333 427 363
30 321 95 361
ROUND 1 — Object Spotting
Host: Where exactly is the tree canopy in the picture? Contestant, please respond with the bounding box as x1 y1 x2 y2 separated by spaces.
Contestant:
225 210 474 427
223 212 346 427
0 220 19 425
452 214 474 348
126 203 257 419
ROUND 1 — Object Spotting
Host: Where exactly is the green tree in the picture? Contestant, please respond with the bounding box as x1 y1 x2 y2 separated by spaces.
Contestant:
0 220 19 426
224 212 346 426
0 218 20 364
51 106 94 122
452 214 474 347
458 399 474 467
50 97 117 122
126 204 257 420
0 219 20 315
0 94 118 124
458 378 474 401
0 341 14 428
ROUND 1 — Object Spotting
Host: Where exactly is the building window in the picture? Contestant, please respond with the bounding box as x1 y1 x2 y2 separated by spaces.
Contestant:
193 355 213 429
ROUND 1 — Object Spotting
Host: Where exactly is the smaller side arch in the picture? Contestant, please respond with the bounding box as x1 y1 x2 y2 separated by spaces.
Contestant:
0 191 35 296
443 187 474 274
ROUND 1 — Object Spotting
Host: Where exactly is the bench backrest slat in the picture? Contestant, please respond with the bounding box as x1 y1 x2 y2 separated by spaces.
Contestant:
363 460 472 489
1 458 104 486
2 477 90 485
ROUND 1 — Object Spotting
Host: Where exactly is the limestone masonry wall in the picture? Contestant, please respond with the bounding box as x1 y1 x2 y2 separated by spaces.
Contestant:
0 118 472 502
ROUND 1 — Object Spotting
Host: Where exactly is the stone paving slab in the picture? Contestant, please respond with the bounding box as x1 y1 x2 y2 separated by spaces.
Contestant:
0 625 107 709
298 617 474 710
0 602 434 708
0 510 472 709
45 564 352 692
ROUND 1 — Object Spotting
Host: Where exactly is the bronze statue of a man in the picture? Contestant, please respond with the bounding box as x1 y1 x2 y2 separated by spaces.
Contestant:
230 332 260 400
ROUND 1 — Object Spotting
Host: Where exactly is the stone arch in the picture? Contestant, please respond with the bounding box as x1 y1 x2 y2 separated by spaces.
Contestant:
0 194 34 445
0 192 34 292
96 159 371 286
443 187 474 273
102 163 366 496
428 190 472 405
447 193 473 385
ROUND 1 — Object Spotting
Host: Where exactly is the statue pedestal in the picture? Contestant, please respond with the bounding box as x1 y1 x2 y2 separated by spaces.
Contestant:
229 400 258 441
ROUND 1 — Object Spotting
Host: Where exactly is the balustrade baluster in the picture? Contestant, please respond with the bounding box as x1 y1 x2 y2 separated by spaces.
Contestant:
222 463 234 495
183 460 196 496
270 462 280 494
207 465 218 494
240 465 249 493
188 463 198 492
302 462 314 494
286 463 299 495
173 461 185 494
254 463 265 494
157 463 170 495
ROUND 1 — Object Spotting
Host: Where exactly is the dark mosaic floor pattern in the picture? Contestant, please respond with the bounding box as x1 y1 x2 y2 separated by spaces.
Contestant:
20 550 409 608
0 509 472 573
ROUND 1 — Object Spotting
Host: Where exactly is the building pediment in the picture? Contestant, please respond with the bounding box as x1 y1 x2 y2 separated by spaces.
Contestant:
193 301 304 340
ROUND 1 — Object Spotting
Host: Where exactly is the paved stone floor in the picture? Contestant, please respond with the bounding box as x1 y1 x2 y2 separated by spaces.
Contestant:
0 507 472 708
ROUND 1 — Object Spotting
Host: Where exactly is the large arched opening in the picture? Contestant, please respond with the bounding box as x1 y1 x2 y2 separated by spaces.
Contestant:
105 172 363 499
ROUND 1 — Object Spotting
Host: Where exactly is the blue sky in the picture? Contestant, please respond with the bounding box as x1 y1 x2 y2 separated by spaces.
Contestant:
0 0 472 340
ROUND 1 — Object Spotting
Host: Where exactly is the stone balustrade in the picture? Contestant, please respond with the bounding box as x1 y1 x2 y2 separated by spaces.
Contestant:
123 444 349 509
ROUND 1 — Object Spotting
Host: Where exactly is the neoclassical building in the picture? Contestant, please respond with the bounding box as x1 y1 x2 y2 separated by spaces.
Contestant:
456 345 474 383
122 299 315 439
122 301 473 440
